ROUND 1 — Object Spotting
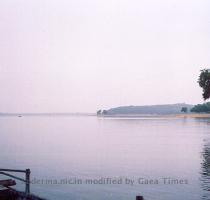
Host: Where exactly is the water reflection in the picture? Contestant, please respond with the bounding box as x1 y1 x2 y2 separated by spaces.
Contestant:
201 137 210 199
0 116 210 200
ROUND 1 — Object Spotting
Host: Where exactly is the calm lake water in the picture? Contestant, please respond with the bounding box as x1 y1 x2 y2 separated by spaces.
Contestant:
0 115 209 200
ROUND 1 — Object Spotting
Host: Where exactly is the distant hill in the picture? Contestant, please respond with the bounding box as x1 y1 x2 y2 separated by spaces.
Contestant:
98 103 194 115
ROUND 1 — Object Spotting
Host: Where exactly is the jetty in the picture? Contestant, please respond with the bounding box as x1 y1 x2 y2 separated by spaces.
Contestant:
0 168 46 200
0 168 145 200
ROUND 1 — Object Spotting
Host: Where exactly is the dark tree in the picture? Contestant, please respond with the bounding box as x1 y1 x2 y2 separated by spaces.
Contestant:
198 69 210 100
191 102 210 113
181 107 188 113
97 110 102 115
102 110 108 115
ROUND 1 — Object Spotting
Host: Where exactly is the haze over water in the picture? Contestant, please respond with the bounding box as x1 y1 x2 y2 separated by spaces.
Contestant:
0 115 209 200
0 0 209 113
0 0 209 199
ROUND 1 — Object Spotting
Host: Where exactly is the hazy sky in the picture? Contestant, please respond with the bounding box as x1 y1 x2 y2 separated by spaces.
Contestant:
0 0 209 113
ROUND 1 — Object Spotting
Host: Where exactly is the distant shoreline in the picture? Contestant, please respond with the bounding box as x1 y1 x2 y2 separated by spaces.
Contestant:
0 113 210 119
97 113 210 118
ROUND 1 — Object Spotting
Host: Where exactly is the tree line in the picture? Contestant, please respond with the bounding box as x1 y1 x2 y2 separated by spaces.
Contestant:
190 69 210 113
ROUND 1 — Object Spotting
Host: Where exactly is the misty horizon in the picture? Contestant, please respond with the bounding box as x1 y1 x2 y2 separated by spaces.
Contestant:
0 102 198 114
0 0 209 113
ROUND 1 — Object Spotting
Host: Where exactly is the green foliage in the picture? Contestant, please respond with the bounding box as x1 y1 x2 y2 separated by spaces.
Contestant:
198 69 210 100
181 107 188 113
191 102 210 113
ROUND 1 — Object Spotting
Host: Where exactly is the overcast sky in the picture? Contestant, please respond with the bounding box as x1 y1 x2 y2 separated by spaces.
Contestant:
0 0 209 113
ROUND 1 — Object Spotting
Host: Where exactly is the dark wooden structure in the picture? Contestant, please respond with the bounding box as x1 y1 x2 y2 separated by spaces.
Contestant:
136 196 144 200
0 168 144 200
0 179 16 187
0 168 46 200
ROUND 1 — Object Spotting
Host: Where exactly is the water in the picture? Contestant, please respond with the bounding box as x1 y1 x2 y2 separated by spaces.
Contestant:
0 115 209 200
